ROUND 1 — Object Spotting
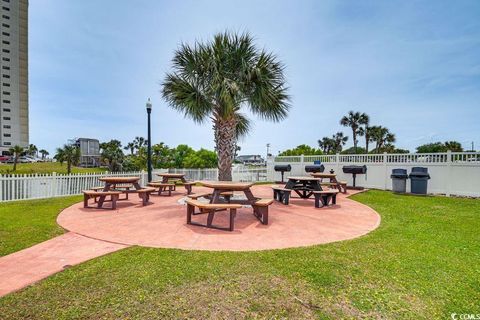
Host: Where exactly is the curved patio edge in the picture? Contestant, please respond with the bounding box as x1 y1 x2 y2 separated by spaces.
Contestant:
57 185 381 252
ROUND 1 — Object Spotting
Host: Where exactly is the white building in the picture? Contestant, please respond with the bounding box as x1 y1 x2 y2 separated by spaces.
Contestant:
0 0 29 154
74 138 101 167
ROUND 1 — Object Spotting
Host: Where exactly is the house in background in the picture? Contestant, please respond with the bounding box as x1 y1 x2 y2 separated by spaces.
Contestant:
235 154 265 165
73 138 100 167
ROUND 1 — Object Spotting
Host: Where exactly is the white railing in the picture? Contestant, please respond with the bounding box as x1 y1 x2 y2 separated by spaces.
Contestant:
169 166 267 182
0 167 268 202
270 152 480 197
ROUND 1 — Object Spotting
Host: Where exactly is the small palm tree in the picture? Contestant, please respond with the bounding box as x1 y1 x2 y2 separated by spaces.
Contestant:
340 111 369 154
133 137 147 152
39 149 49 159
332 132 348 153
27 144 38 157
55 145 80 174
9 145 24 171
162 32 290 180
364 126 374 153
318 137 334 154
371 126 396 153
124 142 136 155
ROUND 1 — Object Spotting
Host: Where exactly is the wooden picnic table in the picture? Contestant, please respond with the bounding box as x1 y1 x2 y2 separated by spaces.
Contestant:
157 173 187 183
198 181 269 224
310 172 338 182
284 176 322 199
310 172 347 193
97 176 142 207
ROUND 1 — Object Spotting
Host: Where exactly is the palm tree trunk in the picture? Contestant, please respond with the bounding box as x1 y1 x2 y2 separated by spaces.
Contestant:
352 131 357 153
67 160 72 174
214 118 237 181
13 157 17 171
365 136 369 153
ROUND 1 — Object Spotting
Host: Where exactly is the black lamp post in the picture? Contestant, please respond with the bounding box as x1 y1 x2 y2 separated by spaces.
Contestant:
146 98 152 182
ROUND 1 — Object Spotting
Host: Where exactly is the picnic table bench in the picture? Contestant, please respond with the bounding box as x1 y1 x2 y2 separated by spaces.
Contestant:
186 199 241 231
272 185 292 205
313 189 339 208
147 182 175 196
83 190 122 210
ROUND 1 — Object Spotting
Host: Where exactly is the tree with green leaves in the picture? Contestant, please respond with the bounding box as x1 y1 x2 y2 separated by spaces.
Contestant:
332 132 348 153
364 126 375 153
27 144 38 157
124 142 136 155
278 144 322 156
8 145 24 171
55 144 80 174
133 137 147 152
100 140 124 172
162 31 289 180
416 141 463 153
318 137 335 154
39 149 49 160
370 126 395 153
183 149 218 168
341 146 367 154
340 111 369 154
444 141 463 152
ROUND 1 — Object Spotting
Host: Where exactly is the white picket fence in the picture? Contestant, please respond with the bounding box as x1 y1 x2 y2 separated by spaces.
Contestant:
268 151 480 197
0 167 268 202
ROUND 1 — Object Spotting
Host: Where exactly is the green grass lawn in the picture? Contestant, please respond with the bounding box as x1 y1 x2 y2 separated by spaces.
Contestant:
0 191 479 319
0 196 81 256
0 162 107 175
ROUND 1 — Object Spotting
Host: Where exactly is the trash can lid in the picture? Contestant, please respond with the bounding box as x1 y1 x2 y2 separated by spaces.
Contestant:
409 172 430 178
391 174 408 179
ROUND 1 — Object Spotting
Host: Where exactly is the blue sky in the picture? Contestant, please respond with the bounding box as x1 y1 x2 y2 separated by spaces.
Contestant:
29 0 480 155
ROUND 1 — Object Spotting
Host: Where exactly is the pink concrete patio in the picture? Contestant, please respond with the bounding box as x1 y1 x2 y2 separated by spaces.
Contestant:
0 184 380 297
58 185 381 251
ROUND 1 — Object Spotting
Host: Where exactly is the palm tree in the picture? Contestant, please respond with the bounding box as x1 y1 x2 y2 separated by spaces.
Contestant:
162 32 289 180
39 149 49 160
371 126 396 153
54 148 65 165
27 144 38 157
318 137 331 154
340 111 369 154
364 126 374 153
8 145 24 171
124 142 136 155
444 141 463 152
133 137 147 152
332 132 348 153
55 145 80 174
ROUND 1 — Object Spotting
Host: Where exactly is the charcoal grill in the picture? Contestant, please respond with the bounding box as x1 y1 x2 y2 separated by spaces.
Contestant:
342 165 367 188
274 164 292 183
304 164 325 173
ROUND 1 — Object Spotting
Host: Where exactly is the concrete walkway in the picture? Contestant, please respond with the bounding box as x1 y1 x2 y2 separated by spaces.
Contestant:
0 232 128 297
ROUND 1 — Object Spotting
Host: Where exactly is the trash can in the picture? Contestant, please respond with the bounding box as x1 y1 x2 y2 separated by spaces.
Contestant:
409 167 430 195
391 169 408 193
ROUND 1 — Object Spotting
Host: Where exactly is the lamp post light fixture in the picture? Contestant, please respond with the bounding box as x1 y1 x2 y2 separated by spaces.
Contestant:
146 98 153 182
